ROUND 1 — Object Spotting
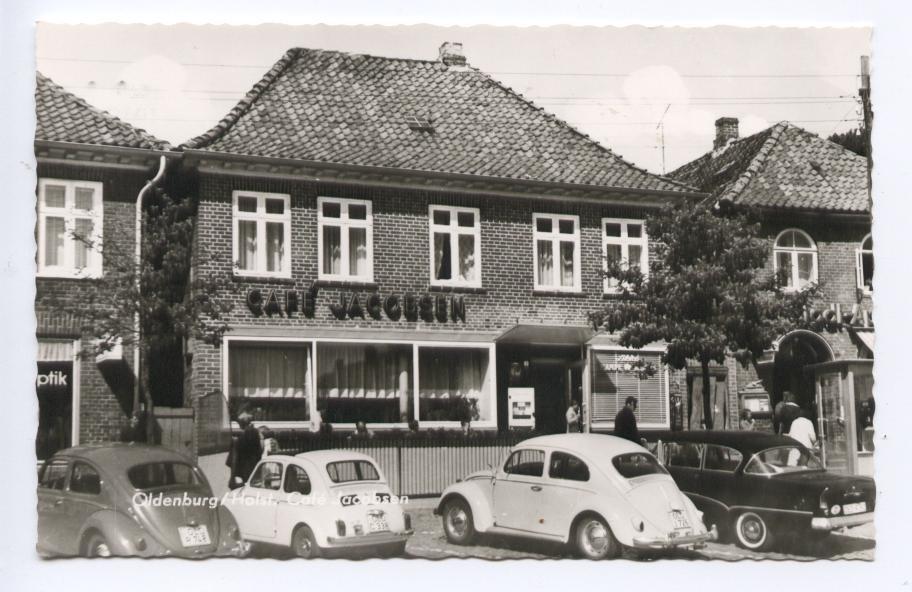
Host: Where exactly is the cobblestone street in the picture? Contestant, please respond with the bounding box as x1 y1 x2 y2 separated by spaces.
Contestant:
402 499 875 561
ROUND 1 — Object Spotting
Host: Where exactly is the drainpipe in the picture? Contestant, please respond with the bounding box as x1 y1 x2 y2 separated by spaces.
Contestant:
133 155 169 419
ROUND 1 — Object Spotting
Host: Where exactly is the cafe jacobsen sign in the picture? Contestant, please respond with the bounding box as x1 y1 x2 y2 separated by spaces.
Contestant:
246 284 467 323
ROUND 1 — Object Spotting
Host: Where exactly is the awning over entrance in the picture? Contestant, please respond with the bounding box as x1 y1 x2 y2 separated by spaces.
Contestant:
852 329 875 356
496 324 594 346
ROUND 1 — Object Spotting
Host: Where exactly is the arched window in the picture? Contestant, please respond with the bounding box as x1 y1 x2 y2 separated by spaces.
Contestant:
857 234 873 292
773 229 818 290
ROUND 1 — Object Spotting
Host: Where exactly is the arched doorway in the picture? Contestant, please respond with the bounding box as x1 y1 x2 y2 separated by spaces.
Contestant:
771 330 834 419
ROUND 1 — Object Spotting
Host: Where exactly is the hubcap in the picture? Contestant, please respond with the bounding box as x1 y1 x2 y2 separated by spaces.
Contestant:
94 542 111 558
581 520 609 556
447 506 467 537
297 535 312 556
741 517 764 543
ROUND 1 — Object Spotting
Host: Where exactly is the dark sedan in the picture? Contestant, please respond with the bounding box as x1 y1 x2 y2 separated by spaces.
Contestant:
647 431 875 551
37 443 244 558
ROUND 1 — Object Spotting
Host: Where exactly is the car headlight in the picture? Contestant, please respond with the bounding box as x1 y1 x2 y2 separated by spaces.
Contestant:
830 504 842 516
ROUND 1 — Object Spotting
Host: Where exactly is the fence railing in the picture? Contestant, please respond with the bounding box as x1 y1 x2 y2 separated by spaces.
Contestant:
275 432 536 498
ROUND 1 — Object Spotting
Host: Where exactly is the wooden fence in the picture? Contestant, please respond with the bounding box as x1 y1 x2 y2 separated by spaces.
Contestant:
153 407 195 458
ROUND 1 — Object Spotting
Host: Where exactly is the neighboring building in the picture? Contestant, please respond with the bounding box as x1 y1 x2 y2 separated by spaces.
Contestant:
34 73 175 460
670 117 874 475
178 43 704 460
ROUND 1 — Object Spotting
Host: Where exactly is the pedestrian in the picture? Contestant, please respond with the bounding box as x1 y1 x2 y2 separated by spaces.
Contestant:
614 396 642 445
773 391 802 435
566 400 581 433
739 409 755 431
228 410 262 488
787 411 818 449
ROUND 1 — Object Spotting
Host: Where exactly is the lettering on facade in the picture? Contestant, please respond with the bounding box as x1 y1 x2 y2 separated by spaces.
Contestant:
803 302 873 331
246 286 319 318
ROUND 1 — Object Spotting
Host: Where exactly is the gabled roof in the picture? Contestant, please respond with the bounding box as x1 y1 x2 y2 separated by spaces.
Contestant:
668 122 869 214
181 48 693 194
35 72 171 151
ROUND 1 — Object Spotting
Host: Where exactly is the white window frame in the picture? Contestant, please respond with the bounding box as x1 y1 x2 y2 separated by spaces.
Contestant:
602 217 649 293
856 234 873 293
532 213 581 292
428 205 482 288
232 191 291 278
773 228 818 291
37 179 103 278
587 345 670 431
317 197 374 282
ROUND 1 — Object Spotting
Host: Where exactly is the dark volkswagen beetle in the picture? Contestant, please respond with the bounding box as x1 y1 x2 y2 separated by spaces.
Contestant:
37 444 244 558
648 431 875 551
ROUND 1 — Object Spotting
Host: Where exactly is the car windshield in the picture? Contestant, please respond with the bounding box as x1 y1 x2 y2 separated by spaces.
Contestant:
326 460 380 483
612 452 668 479
127 462 202 490
744 446 824 475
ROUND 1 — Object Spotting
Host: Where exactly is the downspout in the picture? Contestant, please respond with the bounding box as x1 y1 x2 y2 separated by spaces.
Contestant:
133 155 168 418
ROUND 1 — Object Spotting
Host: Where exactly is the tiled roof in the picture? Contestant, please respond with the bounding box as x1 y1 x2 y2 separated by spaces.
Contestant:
35 72 171 151
181 48 693 194
669 122 869 214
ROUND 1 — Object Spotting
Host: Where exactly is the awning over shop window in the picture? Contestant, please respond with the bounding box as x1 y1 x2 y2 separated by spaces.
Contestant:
852 330 875 357
496 324 593 346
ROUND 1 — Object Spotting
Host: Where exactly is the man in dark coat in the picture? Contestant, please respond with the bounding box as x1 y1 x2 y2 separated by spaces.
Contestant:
228 411 263 487
773 391 803 435
614 396 641 444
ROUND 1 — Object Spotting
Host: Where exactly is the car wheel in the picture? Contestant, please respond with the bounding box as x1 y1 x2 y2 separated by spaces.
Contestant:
291 525 321 559
573 514 620 560
734 512 774 551
442 498 476 545
85 532 112 558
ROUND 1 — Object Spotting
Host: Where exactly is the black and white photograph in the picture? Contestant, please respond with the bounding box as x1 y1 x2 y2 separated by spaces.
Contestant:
2 2 910 590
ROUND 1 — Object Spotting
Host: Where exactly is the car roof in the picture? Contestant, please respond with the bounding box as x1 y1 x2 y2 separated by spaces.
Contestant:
648 430 801 455
50 443 193 468
294 450 378 464
518 433 647 458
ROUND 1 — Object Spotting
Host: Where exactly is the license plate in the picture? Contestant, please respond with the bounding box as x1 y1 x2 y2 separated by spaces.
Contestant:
843 502 867 516
178 525 211 547
367 513 389 533
670 511 691 530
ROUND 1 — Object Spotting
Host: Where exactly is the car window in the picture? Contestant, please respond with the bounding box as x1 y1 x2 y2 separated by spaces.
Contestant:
744 446 824 475
325 460 380 483
283 464 312 495
127 462 200 490
69 461 102 495
503 449 545 477
549 451 590 482
612 452 669 479
39 459 69 491
249 462 283 490
664 442 703 469
703 445 743 472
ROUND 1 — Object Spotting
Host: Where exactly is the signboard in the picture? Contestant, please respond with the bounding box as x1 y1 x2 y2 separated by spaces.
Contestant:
508 387 535 428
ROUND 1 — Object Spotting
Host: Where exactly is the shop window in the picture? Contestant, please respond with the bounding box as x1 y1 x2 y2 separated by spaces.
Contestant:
533 213 580 291
602 218 648 292
317 342 412 424
590 350 668 429
228 343 312 422
418 346 491 423
318 197 373 281
429 205 481 287
854 373 875 452
773 229 818 290
37 179 103 278
857 234 873 293
232 191 291 277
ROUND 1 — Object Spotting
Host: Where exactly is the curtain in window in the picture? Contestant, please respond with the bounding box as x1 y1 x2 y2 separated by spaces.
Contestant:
73 218 93 269
265 222 284 272
322 225 341 274
44 217 65 267
237 220 257 270
458 234 475 281
230 345 311 400
318 343 411 400
537 240 553 285
559 241 575 287
776 251 792 287
434 233 451 280
38 340 73 362
628 244 643 269
349 227 367 276
797 253 814 287
418 348 488 422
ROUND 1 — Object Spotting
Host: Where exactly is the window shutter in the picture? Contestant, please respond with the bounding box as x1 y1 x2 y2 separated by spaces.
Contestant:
591 351 668 429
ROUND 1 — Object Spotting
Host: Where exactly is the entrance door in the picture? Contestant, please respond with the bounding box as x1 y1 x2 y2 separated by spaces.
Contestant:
532 362 567 434
36 359 74 461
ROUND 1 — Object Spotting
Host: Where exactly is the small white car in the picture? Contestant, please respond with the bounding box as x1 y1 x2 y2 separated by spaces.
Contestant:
224 451 413 558
435 434 717 559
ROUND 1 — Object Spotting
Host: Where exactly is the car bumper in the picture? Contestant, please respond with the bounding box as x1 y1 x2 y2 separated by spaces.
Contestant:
324 530 413 549
811 512 874 531
633 525 718 549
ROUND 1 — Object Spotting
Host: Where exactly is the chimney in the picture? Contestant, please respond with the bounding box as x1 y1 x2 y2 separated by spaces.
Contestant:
439 42 467 67
714 117 739 149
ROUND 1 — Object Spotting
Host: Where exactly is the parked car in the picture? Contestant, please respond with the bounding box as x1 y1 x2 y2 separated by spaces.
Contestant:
434 434 716 559
223 450 413 558
649 431 876 551
37 443 244 558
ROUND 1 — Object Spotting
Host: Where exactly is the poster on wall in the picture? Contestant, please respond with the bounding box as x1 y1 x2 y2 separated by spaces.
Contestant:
508 387 535 427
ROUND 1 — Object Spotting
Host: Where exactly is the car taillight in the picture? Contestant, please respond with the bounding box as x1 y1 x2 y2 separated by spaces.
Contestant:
336 520 346 537
404 513 412 531
819 487 830 516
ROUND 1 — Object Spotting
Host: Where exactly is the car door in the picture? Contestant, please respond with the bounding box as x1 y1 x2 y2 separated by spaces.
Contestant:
58 461 107 556
276 462 313 544
696 444 743 527
36 458 70 554
235 460 283 541
492 448 546 532
662 441 704 497
536 451 593 538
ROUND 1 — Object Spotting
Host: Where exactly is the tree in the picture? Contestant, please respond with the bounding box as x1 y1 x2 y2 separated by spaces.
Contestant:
588 203 818 429
828 128 867 158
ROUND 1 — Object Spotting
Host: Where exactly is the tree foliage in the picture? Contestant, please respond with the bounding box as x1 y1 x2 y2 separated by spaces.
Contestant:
828 127 868 158
588 203 819 429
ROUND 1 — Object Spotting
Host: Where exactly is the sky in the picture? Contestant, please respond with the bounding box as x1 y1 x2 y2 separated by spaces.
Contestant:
35 23 871 174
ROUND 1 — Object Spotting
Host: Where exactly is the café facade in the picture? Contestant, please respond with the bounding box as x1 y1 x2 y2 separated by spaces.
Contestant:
178 44 704 458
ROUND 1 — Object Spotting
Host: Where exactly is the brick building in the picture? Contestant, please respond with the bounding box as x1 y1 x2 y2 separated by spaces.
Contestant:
34 73 176 460
176 43 706 461
670 117 874 475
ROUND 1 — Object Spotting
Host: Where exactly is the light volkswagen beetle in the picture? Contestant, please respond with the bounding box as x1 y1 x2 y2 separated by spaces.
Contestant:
434 434 717 559
224 451 413 558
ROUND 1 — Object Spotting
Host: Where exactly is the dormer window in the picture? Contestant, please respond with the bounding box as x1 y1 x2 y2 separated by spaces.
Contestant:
407 115 434 133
